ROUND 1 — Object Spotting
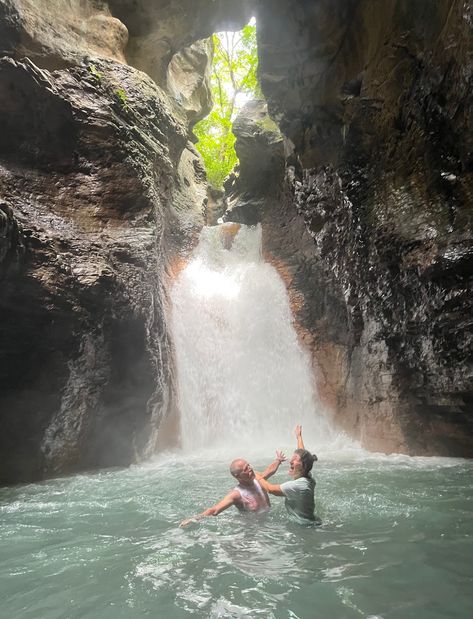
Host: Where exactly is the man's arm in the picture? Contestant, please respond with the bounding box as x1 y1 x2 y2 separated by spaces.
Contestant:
256 475 285 497
295 424 305 450
180 490 239 527
258 450 286 480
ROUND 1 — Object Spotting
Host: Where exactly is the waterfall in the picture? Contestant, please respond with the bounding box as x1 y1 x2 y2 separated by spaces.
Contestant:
170 223 338 453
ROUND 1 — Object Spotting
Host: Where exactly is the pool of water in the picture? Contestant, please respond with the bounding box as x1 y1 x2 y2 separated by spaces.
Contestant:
1 452 472 618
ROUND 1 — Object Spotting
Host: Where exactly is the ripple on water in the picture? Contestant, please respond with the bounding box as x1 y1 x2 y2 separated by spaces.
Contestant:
0 456 472 618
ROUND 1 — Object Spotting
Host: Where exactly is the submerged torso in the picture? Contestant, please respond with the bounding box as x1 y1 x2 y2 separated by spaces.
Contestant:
280 475 316 522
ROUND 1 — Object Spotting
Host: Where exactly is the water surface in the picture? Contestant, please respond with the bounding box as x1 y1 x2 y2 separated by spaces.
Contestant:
1 453 472 618
3 225 471 617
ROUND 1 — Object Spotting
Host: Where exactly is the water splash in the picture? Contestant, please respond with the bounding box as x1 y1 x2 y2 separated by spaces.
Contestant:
171 223 344 453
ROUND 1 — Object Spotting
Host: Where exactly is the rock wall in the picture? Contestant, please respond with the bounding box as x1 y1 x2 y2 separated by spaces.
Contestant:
0 54 183 484
254 0 473 455
223 99 285 225
108 0 253 85
1 0 471 485
0 0 128 67
0 0 251 484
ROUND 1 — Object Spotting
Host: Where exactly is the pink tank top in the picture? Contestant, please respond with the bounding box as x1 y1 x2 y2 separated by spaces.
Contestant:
234 480 270 513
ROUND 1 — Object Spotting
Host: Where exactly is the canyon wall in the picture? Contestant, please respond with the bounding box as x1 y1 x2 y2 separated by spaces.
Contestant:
252 0 473 455
1 0 471 485
0 0 251 484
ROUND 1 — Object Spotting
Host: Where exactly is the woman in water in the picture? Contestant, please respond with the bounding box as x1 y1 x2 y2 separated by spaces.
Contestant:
257 425 320 524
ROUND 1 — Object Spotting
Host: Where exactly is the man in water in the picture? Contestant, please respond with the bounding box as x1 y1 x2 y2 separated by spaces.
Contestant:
180 452 286 527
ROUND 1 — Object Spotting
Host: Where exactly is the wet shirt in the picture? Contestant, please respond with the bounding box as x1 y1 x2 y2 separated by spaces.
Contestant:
234 480 270 513
280 475 316 521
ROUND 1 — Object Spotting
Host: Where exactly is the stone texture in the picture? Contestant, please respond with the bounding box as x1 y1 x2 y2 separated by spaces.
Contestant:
0 51 205 484
205 186 226 225
256 0 360 167
224 99 285 225
255 0 473 455
108 0 253 86
0 0 129 68
166 38 213 126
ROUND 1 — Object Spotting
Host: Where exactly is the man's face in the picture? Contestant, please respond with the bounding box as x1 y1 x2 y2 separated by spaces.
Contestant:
289 453 302 477
235 460 255 484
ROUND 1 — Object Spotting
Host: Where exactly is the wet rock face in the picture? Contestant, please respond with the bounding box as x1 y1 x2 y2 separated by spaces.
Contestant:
256 0 360 167
0 0 256 485
108 0 253 85
287 167 473 455
0 0 212 483
0 0 129 68
255 0 473 455
224 100 285 225
166 38 213 126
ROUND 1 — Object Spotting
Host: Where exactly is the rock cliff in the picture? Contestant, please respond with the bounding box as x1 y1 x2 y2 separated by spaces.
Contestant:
223 99 285 225
253 0 473 455
1 0 471 485
0 0 250 484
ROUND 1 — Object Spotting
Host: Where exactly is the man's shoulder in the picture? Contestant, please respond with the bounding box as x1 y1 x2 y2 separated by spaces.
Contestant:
227 487 242 501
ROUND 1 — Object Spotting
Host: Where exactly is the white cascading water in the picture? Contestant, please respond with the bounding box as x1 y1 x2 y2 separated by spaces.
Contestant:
171 223 343 454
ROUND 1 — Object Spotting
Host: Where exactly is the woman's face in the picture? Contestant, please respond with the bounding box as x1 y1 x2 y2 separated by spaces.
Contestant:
288 453 303 477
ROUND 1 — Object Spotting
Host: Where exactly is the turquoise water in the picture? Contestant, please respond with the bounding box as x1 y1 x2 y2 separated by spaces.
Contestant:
1 453 472 618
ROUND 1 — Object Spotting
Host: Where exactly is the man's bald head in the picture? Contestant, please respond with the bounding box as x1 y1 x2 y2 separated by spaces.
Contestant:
230 458 246 478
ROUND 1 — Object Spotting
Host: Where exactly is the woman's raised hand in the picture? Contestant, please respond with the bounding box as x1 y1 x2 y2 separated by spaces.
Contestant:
294 424 304 449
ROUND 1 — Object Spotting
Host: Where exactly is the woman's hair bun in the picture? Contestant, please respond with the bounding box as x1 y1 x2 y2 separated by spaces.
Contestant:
295 448 318 475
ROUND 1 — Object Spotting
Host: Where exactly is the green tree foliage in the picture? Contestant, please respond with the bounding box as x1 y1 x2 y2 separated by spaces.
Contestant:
194 24 261 189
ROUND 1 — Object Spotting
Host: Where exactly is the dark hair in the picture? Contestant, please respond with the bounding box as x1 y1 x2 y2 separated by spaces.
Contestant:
295 448 318 477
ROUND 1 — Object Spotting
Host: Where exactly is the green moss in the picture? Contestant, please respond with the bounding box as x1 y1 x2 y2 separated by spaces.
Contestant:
87 64 103 83
255 114 280 134
114 88 128 108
